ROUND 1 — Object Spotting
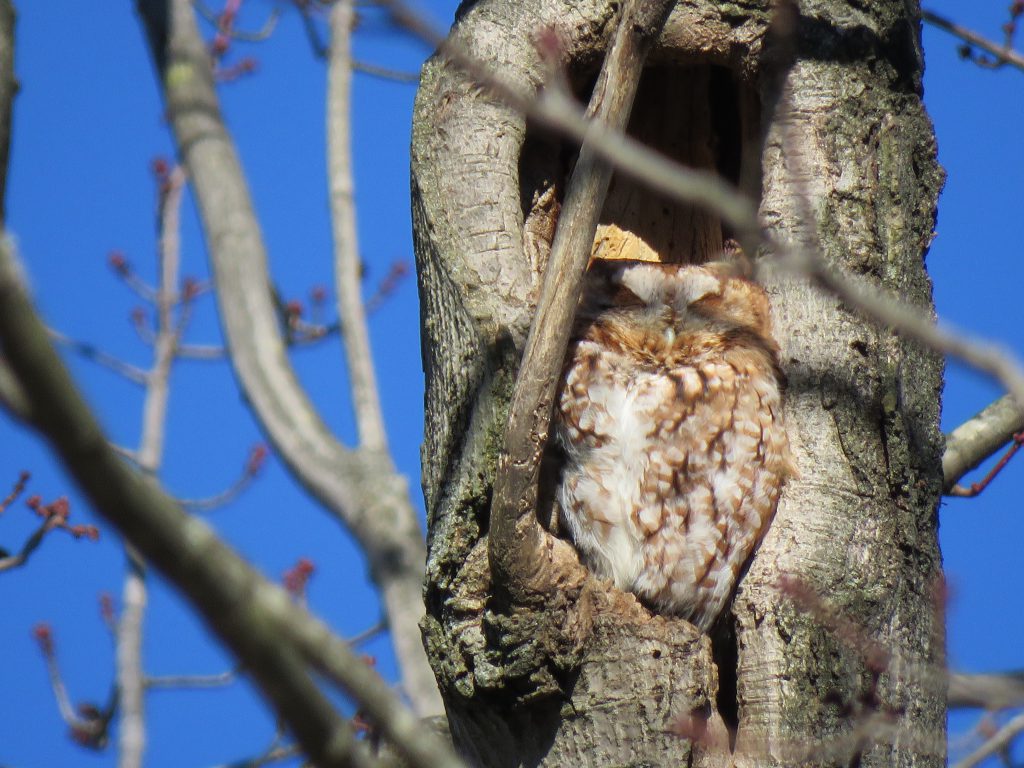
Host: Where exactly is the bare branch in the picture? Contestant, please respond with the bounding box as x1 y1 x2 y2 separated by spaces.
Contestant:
352 59 418 83
193 0 281 42
49 329 149 385
943 394 1024 492
0 237 458 768
951 710 1024 768
327 0 389 453
949 670 1024 710
0 517 58 572
117 554 148 768
0 469 27 513
146 669 237 689
178 444 266 512
922 9 1024 73
136 0 439 714
177 342 227 359
774 245 1024 409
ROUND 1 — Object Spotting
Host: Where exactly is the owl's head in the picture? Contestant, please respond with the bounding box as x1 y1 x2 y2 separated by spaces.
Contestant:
579 258 773 342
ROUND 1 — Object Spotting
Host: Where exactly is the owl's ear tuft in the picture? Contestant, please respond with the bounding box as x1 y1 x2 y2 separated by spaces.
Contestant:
702 239 752 279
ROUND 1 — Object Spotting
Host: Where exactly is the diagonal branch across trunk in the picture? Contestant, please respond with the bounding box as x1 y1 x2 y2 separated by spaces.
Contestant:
487 0 677 600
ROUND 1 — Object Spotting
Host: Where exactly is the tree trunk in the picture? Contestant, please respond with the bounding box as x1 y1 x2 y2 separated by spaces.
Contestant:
411 1 946 766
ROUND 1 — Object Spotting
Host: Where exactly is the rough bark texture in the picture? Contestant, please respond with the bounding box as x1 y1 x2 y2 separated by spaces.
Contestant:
412 1 945 766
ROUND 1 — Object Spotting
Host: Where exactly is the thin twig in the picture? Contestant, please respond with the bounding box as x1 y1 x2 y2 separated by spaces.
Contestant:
0 495 99 572
109 253 159 303
327 0 389 452
943 394 1024 492
946 433 1024 497
177 343 226 360
299 4 328 59
178 444 266 512
192 0 281 41
146 669 237 689
118 163 187 768
110 443 141 465
0 469 27 513
34 625 115 747
49 329 149 385
922 9 1024 73
213 742 302 768
352 59 418 83
347 620 386 647
952 710 1024 768
0 517 56 572
177 474 256 511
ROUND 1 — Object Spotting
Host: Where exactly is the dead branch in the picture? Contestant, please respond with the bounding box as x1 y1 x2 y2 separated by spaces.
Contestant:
487 0 677 597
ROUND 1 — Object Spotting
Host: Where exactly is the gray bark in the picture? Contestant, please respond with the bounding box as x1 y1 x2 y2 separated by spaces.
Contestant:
412 1 945 766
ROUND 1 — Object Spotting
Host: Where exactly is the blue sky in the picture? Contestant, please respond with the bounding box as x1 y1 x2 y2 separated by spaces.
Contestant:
0 1 1021 766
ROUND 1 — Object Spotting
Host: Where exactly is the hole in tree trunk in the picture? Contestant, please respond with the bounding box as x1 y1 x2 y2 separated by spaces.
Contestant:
520 63 762 269
712 617 740 745
521 60 759 730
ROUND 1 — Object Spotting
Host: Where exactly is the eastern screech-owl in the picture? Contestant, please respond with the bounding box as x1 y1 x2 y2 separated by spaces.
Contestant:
553 258 791 631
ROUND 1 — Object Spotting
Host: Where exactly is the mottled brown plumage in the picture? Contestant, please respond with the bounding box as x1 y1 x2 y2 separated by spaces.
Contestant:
553 258 791 631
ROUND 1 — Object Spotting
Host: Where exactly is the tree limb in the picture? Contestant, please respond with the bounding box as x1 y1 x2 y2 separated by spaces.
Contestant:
134 0 440 714
951 710 1024 768
327 0 389 453
942 394 1024 492
0 240 463 768
922 9 1024 73
948 670 1024 710
485 0 677 596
